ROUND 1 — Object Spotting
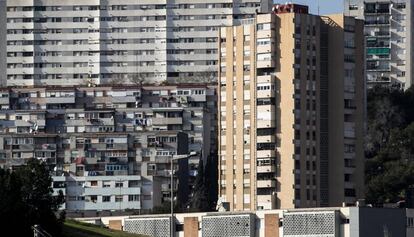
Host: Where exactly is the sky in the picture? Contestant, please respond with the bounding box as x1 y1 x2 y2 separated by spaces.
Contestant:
274 0 344 15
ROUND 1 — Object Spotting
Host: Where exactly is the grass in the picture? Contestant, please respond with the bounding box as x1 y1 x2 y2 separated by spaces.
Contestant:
62 220 147 237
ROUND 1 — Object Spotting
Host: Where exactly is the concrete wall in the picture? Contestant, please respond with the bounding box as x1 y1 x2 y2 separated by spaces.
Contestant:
350 207 406 237
76 207 411 237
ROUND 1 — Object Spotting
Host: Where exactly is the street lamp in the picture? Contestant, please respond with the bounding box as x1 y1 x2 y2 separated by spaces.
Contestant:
170 151 197 237
117 178 126 213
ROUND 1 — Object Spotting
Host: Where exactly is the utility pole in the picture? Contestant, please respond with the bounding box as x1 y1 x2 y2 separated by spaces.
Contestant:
170 156 174 237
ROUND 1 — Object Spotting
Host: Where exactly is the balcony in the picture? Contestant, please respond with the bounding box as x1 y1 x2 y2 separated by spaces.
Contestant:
366 65 391 72
112 96 138 104
365 20 390 25
257 44 274 54
152 117 183 125
86 118 114 126
366 41 390 48
15 119 45 127
367 54 390 60
147 141 164 148
374 31 390 37
155 170 170 177
257 165 276 173
257 105 275 113
45 96 75 104
367 47 390 55
257 89 275 98
257 75 274 83
0 97 10 105
257 119 276 129
257 135 275 143
257 60 275 69
161 183 170 192
364 8 389 14
257 194 275 203
257 29 275 40
187 94 206 102
256 150 276 158
84 186 141 196
11 144 34 150
257 180 276 188
35 144 57 150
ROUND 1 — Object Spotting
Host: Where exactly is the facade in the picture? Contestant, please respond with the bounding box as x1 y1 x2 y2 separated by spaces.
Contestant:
0 84 217 212
77 207 412 237
344 0 413 89
0 0 272 86
53 175 142 211
218 12 365 211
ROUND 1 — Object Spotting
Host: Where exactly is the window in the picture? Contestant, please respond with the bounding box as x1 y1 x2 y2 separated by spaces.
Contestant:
257 23 271 31
90 181 98 187
257 38 271 46
407 217 414 228
90 195 97 203
295 189 300 199
115 182 123 188
128 180 139 187
395 3 406 9
349 5 358 10
103 196 111 202
129 195 140 202
103 181 110 188
345 189 356 197
257 53 271 61
397 26 406 32
397 71 406 77
115 195 123 202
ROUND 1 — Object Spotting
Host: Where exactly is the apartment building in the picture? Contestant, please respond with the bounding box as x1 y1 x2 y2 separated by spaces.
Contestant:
218 8 365 211
0 0 272 86
0 84 217 212
53 175 142 211
344 0 413 89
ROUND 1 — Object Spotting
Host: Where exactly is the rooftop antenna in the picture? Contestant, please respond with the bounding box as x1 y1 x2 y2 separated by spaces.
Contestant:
318 0 320 15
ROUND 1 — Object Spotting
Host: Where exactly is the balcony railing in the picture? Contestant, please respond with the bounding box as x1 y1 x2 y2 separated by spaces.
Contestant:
365 20 390 25
374 31 390 36
366 66 391 71
35 144 57 150
365 8 389 14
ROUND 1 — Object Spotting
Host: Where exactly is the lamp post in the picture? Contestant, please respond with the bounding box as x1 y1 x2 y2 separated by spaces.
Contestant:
117 178 125 213
170 152 197 237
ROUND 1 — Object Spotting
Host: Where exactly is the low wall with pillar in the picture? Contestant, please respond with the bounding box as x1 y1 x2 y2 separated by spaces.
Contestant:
75 207 410 237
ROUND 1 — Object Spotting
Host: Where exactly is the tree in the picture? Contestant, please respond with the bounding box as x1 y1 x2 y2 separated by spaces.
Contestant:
365 86 414 206
0 159 65 236
130 74 147 86
107 77 126 85
366 86 405 158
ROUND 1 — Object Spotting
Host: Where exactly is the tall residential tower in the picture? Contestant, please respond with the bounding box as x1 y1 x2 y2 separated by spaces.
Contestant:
345 0 413 89
218 8 365 211
0 0 272 86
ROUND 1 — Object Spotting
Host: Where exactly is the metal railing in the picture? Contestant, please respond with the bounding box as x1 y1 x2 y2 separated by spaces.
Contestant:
32 225 52 237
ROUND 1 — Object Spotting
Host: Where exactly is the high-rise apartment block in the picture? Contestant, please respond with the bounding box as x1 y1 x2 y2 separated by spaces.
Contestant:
218 10 365 211
0 84 217 212
345 0 413 89
0 0 272 86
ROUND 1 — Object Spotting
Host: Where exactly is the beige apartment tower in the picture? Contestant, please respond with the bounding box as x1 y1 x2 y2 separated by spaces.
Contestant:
218 12 365 211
